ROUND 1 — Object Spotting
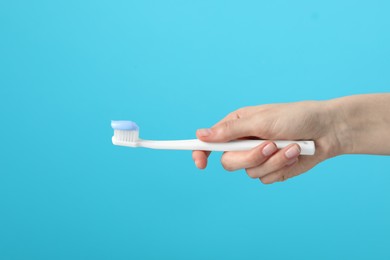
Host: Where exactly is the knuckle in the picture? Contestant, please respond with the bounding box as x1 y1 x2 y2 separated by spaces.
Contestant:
279 175 288 182
235 106 250 116
218 121 232 139
275 172 285 182
247 149 264 166
245 168 259 179
227 110 241 120
259 176 273 185
265 171 288 184
221 157 235 172
222 120 235 131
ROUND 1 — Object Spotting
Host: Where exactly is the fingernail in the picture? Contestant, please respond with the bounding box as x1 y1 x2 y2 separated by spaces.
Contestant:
286 158 298 166
197 128 213 137
262 143 277 156
285 145 301 159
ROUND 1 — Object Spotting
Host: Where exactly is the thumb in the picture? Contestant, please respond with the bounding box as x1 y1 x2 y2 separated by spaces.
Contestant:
196 117 256 142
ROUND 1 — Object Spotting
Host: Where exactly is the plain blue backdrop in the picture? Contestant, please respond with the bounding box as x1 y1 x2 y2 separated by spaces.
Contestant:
0 0 389 259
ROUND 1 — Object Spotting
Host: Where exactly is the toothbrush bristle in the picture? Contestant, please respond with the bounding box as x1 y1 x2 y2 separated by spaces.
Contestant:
114 130 139 143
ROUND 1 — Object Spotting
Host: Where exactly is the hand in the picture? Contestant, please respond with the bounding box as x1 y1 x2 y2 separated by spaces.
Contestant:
192 100 343 184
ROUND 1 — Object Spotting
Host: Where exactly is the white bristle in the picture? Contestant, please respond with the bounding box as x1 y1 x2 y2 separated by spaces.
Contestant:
114 130 139 142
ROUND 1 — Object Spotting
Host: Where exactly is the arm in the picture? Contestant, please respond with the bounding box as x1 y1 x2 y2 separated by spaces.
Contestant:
331 93 390 155
192 93 390 184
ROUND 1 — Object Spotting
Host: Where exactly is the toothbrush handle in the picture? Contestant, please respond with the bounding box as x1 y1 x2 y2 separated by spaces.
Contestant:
140 139 315 155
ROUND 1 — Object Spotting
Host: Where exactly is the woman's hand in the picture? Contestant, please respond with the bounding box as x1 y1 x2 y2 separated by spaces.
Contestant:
192 101 341 184
192 94 390 184
193 101 340 183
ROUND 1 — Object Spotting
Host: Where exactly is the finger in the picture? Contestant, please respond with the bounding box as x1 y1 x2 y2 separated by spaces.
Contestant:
245 144 301 179
192 109 245 169
192 150 211 169
259 155 320 184
197 116 258 143
258 161 298 184
221 142 278 171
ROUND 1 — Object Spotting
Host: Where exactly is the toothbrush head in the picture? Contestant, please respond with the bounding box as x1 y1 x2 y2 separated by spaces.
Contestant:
111 120 140 147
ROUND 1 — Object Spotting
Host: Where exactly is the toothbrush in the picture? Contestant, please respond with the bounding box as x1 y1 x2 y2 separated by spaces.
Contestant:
111 120 315 155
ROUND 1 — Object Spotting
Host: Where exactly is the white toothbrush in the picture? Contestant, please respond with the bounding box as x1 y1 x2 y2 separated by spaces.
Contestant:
111 120 316 155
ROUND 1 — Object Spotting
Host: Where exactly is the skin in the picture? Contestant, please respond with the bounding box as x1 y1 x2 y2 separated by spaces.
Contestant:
192 94 390 184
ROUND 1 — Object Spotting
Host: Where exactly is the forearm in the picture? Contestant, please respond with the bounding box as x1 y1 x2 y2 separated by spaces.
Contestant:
329 93 390 155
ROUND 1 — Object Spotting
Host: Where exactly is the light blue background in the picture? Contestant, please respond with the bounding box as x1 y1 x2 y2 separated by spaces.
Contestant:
1 1 389 259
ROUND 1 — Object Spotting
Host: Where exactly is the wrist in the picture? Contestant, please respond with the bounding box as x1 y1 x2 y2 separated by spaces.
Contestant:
324 97 353 156
312 99 346 158
325 94 390 155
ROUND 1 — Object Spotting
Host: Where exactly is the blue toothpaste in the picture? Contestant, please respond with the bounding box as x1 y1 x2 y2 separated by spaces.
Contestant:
111 120 139 130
